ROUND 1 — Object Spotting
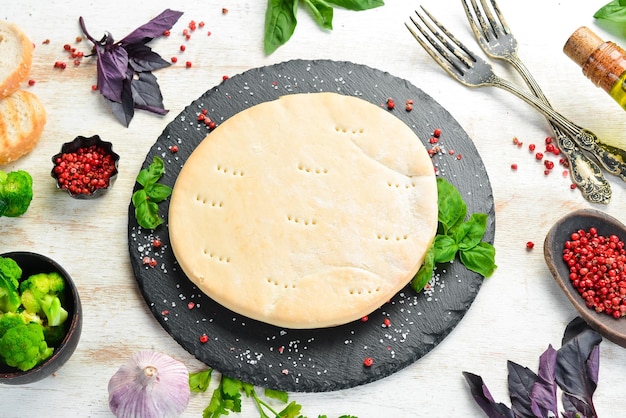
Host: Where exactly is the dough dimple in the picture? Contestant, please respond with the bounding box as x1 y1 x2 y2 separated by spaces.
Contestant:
169 92 438 329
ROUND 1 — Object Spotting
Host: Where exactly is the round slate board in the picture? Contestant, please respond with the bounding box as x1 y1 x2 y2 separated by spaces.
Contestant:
127 59 495 392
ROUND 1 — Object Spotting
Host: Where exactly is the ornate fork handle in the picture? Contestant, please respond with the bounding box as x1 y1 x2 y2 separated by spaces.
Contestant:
553 133 612 204
508 57 611 203
494 74 626 182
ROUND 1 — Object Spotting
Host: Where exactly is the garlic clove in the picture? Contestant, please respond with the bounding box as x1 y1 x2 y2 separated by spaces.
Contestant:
108 350 190 418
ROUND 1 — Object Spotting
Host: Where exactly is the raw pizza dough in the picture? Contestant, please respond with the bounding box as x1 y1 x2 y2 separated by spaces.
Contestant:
169 92 437 329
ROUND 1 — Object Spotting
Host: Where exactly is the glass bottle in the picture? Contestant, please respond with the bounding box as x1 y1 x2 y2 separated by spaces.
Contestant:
564 26 626 109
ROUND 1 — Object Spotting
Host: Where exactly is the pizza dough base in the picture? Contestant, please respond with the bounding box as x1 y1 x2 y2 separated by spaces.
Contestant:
169 92 437 329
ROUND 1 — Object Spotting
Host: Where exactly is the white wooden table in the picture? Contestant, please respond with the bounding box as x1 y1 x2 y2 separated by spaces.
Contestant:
2 0 626 416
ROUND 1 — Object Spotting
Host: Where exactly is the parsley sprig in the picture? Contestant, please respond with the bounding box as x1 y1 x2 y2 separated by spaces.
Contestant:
190 369 357 418
411 178 497 293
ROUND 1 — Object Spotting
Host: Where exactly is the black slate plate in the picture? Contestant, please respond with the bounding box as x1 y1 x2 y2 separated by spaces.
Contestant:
127 59 495 392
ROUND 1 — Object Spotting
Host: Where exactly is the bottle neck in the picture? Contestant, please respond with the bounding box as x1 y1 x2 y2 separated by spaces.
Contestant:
582 42 626 94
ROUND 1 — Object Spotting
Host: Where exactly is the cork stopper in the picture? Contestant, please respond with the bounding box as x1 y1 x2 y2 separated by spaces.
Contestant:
563 26 626 93
563 26 604 67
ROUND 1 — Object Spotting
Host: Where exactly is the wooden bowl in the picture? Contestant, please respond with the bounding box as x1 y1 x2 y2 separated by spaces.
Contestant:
0 252 82 385
544 208 626 348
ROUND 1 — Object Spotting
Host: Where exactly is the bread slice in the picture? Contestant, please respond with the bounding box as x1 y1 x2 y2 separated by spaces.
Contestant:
0 90 46 165
0 21 33 99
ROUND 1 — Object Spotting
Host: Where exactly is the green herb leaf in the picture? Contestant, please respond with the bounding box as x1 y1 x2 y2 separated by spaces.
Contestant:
137 156 165 187
265 387 289 403
327 0 384 10
133 196 164 230
132 156 170 229
594 0 626 22
144 183 172 203
459 241 497 278
411 246 435 293
454 213 488 252
436 177 467 234
303 0 334 29
264 0 299 54
190 369 213 393
433 234 458 263
277 401 303 418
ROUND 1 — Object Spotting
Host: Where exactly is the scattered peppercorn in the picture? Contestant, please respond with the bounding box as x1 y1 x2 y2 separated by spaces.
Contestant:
363 357 374 367
433 128 442 138
526 241 534 250
169 145 179 153
199 334 209 343
386 98 395 110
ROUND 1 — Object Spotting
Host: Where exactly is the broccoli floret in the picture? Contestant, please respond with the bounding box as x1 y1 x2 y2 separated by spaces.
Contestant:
19 272 68 327
0 322 53 371
43 325 66 346
0 257 22 313
0 312 26 338
0 169 33 217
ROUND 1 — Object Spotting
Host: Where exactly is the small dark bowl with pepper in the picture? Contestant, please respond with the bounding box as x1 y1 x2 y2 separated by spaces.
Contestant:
51 135 120 199
0 252 82 385
544 208 626 348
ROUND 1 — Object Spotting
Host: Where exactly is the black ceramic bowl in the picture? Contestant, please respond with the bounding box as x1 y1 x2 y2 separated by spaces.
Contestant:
0 252 82 385
544 208 626 348
51 135 119 199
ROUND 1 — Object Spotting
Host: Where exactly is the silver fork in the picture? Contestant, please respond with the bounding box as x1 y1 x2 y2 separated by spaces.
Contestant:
460 0 611 204
405 7 626 192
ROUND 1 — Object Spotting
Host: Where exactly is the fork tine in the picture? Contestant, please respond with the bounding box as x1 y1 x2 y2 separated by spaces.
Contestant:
462 0 491 42
405 6 480 79
488 0 511 35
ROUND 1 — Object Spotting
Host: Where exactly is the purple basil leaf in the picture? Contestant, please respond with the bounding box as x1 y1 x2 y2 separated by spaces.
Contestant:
125 43 171 73
131 72 168 115
97 45 129 102
530 345 558 418
106 78 134 127
556 320 602 418
462 372 515 418
120 9 183 45
506 361 537 418
561 316 591 345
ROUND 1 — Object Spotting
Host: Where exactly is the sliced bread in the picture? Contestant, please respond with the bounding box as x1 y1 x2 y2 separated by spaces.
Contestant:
0 90 46 165
0 21 33 99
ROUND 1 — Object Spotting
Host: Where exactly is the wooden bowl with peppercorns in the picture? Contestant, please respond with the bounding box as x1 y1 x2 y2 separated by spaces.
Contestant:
544 208 626 348
51 135 119 199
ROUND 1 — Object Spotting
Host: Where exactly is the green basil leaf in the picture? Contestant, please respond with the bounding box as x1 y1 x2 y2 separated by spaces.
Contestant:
433 234 458 263
411 246 435 293
136 156 166 187
459 241 497 278
327 0 384 10
134 199 163 229
454 213 488 251
436 177 466 234
145 182 173 203
594 0 626 21
264 0 299 54
131 189 147 207
303 0 334 30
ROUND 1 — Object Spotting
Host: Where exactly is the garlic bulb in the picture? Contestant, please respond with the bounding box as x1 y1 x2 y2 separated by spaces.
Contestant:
108 350 190 418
